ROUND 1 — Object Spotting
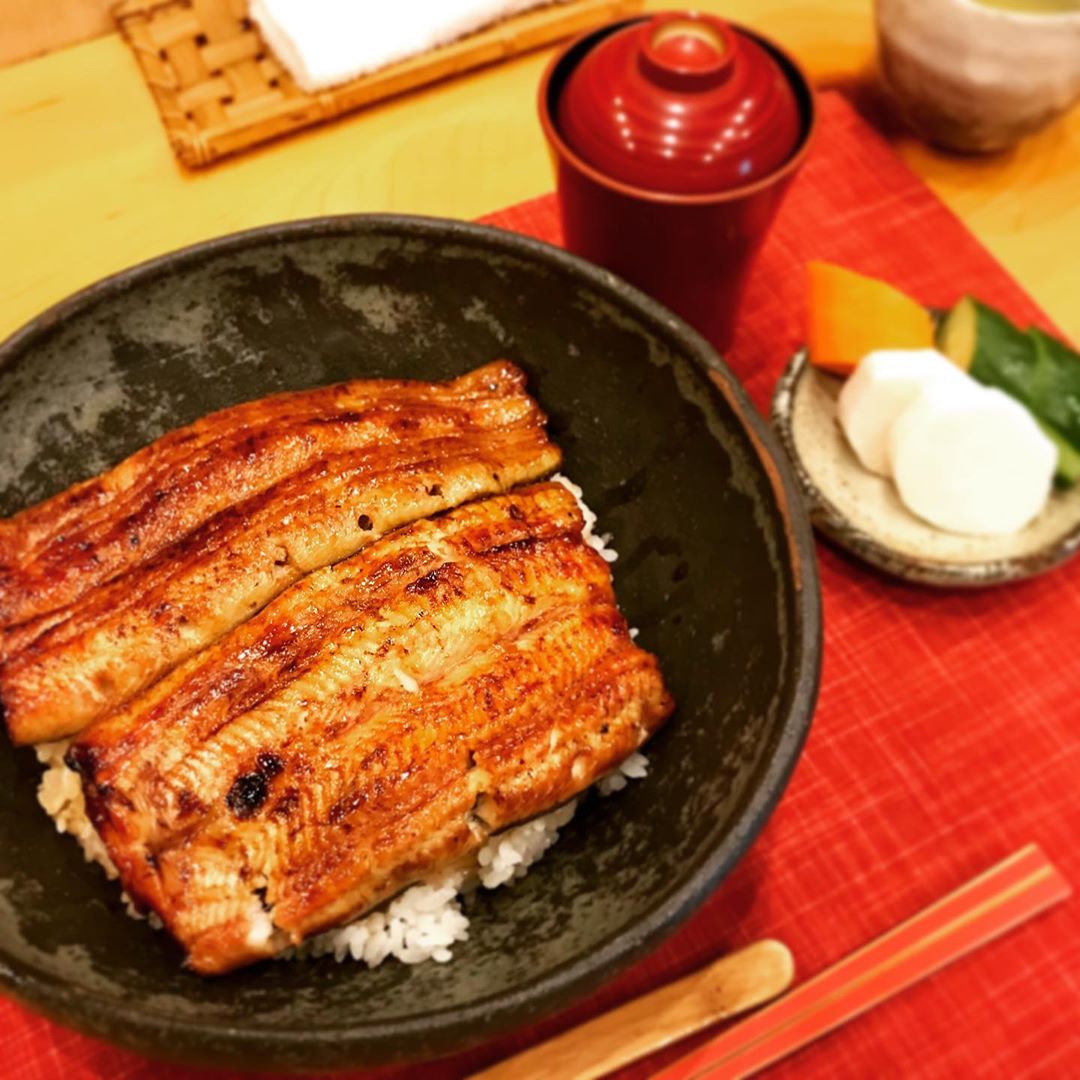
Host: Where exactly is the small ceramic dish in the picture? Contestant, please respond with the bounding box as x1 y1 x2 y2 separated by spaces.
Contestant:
771 348 1080 587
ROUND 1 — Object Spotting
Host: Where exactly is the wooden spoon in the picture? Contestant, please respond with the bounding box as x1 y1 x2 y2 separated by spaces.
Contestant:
470 939 794 1080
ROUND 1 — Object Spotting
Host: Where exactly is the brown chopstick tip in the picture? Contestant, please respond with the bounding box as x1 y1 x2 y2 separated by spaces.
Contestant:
704 939 795 1014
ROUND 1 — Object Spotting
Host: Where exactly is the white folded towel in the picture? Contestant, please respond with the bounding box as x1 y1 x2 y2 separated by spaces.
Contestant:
250 0 569 93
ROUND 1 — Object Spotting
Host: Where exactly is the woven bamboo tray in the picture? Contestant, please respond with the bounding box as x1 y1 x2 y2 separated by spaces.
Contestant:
114 0 643 168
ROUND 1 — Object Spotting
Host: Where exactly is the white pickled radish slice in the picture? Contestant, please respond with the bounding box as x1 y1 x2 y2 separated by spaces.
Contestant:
837 349 969 476
889 383 1056 536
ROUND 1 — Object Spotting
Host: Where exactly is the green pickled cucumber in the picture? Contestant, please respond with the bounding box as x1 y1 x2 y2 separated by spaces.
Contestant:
1036 420 1080 489
1029 327 1080 450
938 297 1037 403
938 297 1080 486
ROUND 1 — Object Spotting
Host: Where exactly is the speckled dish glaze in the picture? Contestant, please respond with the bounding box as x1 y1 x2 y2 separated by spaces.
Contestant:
772 348 1080 586
0 216 820 1070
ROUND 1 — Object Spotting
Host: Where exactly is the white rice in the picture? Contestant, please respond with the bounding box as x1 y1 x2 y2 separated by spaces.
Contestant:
552 473 619 563
595 750 649 796
33 478 651 968
35 740 118 879
34 740 162 926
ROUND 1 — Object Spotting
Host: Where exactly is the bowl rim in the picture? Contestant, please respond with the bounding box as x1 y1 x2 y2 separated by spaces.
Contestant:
0 213 822 1067
538 16 819 207
951 0 1080 26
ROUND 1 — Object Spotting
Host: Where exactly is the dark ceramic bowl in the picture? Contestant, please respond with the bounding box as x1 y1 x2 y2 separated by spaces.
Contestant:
0 216 820 1070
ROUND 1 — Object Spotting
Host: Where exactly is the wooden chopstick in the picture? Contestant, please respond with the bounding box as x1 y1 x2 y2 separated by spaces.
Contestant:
471 940 794 1080
654 843 1070 1080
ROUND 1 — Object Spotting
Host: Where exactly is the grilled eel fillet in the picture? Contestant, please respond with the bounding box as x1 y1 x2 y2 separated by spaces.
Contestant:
0 361 560 744
68 484 674 975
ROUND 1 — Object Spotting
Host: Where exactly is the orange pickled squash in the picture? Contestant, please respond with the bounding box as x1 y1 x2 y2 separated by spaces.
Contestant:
806 261 935 375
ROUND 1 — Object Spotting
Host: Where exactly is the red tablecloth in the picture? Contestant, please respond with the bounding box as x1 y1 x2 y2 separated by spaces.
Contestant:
4 91 1078 1080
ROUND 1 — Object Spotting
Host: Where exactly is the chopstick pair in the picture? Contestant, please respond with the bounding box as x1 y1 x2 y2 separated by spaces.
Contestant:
655 843 1069 1079
475 844 1070 1080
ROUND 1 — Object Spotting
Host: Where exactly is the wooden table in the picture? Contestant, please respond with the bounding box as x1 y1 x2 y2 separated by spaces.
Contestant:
0 0 1077 345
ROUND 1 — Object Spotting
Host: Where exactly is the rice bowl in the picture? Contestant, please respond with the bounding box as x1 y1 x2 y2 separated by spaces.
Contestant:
0 214 820 1068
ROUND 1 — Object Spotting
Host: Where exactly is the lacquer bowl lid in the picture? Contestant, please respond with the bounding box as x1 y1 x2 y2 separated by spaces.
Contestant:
556 11 803 195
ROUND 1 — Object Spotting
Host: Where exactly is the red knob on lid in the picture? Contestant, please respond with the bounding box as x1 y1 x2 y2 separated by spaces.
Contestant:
556 13 803 195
